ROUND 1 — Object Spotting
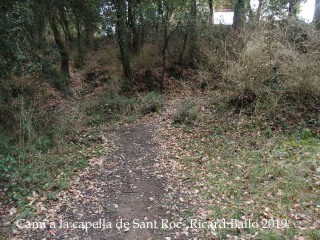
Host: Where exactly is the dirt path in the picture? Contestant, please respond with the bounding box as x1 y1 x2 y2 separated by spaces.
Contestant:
12 117 177 240
99 122 172 240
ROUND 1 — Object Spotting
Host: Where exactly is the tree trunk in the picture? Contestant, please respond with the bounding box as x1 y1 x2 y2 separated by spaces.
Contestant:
33 1 47 42
114 0 132 81
160 2 181 90
188 0 197 66
179 20 191 64
138 10 146 48
313 0 320 29
247 4 254 22
84 26 93 47
156 0 163 35
288 0 299 17
58 6 72 43
255 0 263 22
233 0 246 30
75 19 85 68
128 0 140 54
208 0 214 24
49 13 70 78
160 6 169 92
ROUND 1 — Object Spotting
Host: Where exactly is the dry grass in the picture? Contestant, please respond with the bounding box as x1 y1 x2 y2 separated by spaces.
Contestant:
223 20 320 117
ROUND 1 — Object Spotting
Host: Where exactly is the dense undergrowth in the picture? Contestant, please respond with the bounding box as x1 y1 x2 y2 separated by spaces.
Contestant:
85 91 164 125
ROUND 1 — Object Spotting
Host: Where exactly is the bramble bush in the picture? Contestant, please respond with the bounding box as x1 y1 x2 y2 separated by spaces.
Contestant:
223 19 320 119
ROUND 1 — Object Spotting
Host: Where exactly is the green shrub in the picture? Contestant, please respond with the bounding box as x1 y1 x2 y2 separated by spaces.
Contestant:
85 91 164 125
74 40 85 69
0 133 13 156
41 62 71 96
0 155 17 182
139 91 164 114
108 94 135 113
173 100 199 125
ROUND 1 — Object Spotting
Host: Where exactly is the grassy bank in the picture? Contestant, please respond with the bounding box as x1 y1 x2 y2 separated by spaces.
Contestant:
166 93 320 239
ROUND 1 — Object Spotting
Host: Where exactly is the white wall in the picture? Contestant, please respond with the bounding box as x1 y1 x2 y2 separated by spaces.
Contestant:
213 0 315 24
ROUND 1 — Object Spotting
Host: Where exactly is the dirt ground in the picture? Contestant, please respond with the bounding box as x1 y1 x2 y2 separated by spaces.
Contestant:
5 107 189 240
